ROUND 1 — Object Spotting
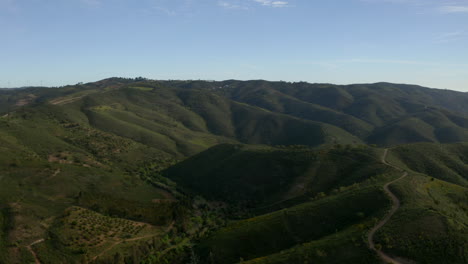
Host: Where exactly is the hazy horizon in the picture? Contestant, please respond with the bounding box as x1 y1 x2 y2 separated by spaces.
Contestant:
2 77 467 94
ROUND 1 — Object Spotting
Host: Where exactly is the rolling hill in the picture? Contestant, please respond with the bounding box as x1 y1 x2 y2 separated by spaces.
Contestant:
2 79 468 150
166 143 467 264
0 78 467 263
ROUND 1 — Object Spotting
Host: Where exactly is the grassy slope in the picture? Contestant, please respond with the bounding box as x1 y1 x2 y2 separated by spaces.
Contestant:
214 80 468 145
375 174 468 263
45 206 165 261
0 208 11 263
389 143 468 186
198 183 391 264
170 143 468 264
166 145 394 263
0 104 182 263
369 142 468 263
1 80 468 263
223 83 373 138
3 79 468 149
165 144 387 206
81 87 361 155
243 227 379 264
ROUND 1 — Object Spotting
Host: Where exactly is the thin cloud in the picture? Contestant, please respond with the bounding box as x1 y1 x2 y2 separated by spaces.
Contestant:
253 0 289 8
218 0 291 10
435 31 467 43
361 0 468 14
218 1 249 9
439 5 468 13
146 0 190 16
360 0 425 5
152 6 176 15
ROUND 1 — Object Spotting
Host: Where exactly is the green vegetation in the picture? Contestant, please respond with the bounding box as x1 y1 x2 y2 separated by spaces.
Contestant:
374 174 468 263
372 143 468 264
1 78 468 263
77 192 179 226
0 208 11 263
48 207 163 260
243 227 379 264
183 143 467 263
165 144 388 207
197 184 390 263
390 142 468 186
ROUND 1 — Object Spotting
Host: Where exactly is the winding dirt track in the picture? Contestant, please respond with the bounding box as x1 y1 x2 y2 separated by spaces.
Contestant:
27 239 44 264
367 149 407 264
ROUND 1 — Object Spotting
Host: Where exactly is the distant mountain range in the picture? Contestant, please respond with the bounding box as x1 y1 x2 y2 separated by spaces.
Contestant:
2 79 468 151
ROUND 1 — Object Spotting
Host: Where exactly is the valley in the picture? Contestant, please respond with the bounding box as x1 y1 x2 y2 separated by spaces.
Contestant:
0 79 467 263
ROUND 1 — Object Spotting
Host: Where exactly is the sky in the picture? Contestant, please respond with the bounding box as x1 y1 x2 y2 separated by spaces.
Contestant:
1 0 468 91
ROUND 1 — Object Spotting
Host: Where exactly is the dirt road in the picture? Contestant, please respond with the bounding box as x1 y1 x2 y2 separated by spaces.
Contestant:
27 239 44 264
367 149 407 264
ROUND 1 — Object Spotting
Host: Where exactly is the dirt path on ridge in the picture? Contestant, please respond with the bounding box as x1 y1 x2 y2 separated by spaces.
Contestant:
27 239 44 264
367 149 407 264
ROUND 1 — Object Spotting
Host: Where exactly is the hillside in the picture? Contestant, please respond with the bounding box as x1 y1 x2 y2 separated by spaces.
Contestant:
167 143 467 264
164 144 388 207
0 78 468 263
2 79 468 150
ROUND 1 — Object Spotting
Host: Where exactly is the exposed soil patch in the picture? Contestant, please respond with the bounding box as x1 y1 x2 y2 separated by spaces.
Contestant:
15 94 37 106
49 96 85 105
48 153 73 164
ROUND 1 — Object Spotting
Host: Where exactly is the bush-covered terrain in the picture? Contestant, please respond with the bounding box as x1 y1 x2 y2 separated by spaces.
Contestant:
0 78 467 263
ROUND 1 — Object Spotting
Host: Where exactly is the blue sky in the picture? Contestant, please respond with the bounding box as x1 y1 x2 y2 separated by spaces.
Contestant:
1 0 468 91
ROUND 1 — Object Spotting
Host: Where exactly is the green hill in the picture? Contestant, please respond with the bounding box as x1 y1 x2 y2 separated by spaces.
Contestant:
389 142 468 186
175 143 468 264
199 184 388 264
3 79 468 149
1 78 468 263
164 144 387 207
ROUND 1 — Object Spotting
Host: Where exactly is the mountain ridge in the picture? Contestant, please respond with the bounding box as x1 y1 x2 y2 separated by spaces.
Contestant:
0 78 467 263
